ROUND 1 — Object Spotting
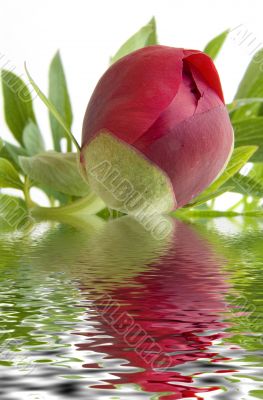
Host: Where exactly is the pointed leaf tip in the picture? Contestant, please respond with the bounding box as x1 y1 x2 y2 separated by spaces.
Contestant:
204 29 229 60
1 67 37 144
110 18 158 64
48 50 73 151
24 63 80 152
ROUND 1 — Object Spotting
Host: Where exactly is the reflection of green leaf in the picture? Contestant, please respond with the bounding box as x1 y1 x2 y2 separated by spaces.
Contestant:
0 158 24 189
0 239 85 350
249 390 263 399
203 29 229 59
198 220 263 353
0 215 172 364
233 118 263 161
29 216 172 291
23 121 45 155
48 51 73 152
19 151 90 196
110 17 157 64
191 146 257 205
1 70 36 144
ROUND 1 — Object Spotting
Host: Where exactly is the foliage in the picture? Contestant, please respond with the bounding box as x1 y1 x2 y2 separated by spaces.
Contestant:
0 18 263 226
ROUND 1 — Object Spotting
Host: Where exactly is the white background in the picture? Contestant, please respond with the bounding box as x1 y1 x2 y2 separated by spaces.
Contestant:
0 0 262 206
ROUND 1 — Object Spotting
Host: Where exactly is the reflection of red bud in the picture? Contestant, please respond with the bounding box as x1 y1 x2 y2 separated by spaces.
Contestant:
82 46 233 211
77 221 230 399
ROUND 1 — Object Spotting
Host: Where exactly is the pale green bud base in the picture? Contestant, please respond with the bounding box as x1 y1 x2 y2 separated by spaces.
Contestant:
81 131 176 215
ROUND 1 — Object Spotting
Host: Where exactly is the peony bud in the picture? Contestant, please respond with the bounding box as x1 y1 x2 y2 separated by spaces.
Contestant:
81 45 234 214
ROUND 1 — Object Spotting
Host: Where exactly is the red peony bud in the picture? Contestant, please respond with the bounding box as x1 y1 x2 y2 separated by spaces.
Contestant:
81 45 234 213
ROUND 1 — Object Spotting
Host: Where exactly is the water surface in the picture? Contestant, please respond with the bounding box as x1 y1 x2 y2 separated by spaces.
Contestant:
0 216 262 399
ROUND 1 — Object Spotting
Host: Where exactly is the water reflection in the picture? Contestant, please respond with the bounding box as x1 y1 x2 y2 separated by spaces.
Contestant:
76 218 230 399
0 216 262 399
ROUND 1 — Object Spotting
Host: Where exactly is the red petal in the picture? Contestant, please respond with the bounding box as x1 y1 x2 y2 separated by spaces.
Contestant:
184 52 225 103
141 105 233 208
134 59 223 150
82 46 184 146
134 66 198 150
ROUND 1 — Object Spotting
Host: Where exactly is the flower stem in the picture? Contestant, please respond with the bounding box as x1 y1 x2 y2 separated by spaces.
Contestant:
23 176 35 208
31 193 105 221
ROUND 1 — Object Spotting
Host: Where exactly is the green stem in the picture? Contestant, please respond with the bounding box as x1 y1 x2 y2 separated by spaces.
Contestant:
228 198 244 211
23 176 35 208
49 196 55 207
210 198 216 209
67 138 72 152
31 193 105 221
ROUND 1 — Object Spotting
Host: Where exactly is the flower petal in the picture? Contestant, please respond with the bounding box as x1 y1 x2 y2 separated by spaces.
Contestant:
134 65 198 150
184 52 225 103
82 46 185 146
134 57 223 151
141 105 234 208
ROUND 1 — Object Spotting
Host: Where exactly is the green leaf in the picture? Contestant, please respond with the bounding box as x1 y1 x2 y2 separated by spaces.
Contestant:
233 118 263 161
174 208 263 220
191 146 258 205
25 63 80 152
233 48 263 119
235 49 263 99
0 158 24 189
203 29 229 59
2 134 69 203
220 146 258 183
228 98 263 114
224 173 263 198
23 121 45 156
110 17 158 64
0 138 3 152
249 390 263 399
48 51 73 152
249 162 263 181
19 151 91 197
38 185 69 205
0 141 28 171
1 70 36 144
186 186 234 208
209 146 258 190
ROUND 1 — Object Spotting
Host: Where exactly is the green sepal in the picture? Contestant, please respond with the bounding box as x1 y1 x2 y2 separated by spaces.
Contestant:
81 132 175 215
